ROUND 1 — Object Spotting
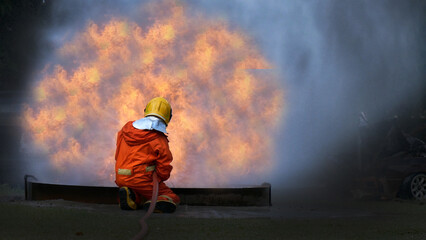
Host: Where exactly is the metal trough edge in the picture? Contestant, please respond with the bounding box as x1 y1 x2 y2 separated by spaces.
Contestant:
25 177 271 206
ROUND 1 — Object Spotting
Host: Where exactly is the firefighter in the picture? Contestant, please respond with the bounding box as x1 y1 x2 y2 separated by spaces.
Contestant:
115 97 180 213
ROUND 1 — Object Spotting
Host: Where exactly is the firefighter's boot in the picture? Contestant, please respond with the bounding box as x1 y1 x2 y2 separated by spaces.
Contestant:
143 201 176 213
119 187 137 210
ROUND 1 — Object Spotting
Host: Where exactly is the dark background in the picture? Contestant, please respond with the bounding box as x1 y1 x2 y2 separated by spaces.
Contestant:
0 0 52 185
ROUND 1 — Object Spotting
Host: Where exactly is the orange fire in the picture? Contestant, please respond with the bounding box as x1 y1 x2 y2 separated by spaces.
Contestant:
23 1 285 186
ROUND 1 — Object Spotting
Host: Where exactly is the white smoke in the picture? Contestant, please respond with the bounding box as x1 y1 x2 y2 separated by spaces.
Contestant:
190 0 425 186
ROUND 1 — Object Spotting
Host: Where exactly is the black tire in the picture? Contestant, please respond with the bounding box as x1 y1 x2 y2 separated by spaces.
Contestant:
400 173 426 200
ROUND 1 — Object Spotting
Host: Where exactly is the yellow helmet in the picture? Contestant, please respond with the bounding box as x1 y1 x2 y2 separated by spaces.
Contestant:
144 97 172 125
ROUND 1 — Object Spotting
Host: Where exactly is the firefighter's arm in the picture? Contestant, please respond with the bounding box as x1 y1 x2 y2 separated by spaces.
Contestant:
154 136 173 182
114 130 123 161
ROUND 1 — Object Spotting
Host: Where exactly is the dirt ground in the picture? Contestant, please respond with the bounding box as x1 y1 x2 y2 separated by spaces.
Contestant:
1 185 425 240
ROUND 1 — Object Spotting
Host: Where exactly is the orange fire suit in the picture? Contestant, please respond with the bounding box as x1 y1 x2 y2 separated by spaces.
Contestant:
114 121 180 206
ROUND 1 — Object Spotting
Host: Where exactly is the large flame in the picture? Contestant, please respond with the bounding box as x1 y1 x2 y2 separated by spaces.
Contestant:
23 1 285 186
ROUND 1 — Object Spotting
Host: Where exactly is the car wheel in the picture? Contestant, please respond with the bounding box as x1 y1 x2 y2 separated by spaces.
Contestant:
401 173 426 200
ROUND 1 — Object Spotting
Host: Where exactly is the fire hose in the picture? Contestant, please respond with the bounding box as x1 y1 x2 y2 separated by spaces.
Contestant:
132 171 159 240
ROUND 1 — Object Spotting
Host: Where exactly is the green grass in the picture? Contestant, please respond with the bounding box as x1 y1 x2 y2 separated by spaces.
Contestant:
1 201 426 240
